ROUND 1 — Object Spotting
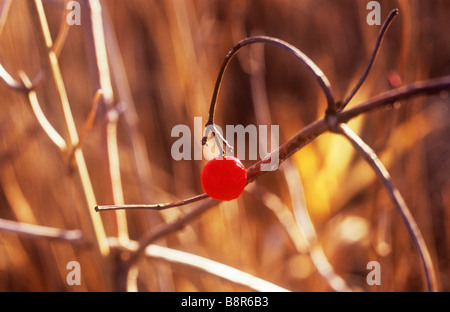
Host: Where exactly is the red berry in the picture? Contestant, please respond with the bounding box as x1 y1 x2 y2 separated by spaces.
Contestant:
201 155 247 201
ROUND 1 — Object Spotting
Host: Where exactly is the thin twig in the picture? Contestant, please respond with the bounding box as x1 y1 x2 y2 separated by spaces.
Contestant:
67 89 103 168
338 75 450 123
95 193 209 212
18 71 68 152
108 238 290 292
83 0 129 243
337 123 437 292
0 218 84 244
52 0 71 57
202 35 336 141
340 9 399 110
70 89 102 155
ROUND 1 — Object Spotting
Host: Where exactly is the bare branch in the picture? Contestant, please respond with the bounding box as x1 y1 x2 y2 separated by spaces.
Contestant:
340 9 399 110
0 218 84 244
95 193 209 212
337 123 438 292
338 75 450 123
67 89 102 163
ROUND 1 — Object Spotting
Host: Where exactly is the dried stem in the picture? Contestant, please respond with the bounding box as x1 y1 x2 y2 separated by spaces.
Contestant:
28 0 110 289
0 218 84 244
281 161 353 292
83 0 128 243
109 238 289 292
18 71 68 152
337 123 438 292
52 0 71 57
340 9 399 110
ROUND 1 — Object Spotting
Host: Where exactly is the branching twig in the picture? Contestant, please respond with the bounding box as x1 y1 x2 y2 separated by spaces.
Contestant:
96 75 450 212
336 123 438 292
100 75 450 285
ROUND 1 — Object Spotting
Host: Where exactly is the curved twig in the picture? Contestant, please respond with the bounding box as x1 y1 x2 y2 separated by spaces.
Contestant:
337 123 437 292
201 35 336 147
340 9 399 110
18 71 68 152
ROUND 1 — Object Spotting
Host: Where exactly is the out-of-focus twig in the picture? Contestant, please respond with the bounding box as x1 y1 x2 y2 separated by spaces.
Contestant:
0 0 11 36
0 62 25 91
202 35 336 147
83 0 128 244
18 71 68 152
282 160 354 292
67 89 102 163
337 123 438 292
52 0 71 57
0 218 84 243
28 0 110 289
108 238 290 292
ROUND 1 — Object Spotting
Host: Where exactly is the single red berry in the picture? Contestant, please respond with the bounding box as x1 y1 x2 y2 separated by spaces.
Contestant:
201 155 247 201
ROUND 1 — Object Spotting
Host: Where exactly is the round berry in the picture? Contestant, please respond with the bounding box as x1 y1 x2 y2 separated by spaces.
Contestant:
201 156 247 201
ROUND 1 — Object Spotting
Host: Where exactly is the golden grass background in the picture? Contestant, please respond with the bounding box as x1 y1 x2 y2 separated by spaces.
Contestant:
0 0 449 291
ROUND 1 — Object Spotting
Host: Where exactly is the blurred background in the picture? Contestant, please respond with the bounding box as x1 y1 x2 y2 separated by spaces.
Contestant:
0 0 449 291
